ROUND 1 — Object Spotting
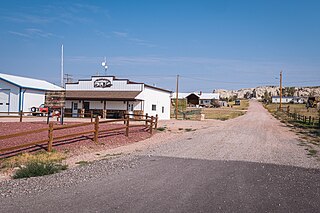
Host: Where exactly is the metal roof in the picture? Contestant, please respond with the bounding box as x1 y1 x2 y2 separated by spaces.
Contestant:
0 73 63 91
199 93 220 100
172 93 190 99
172 92 220 99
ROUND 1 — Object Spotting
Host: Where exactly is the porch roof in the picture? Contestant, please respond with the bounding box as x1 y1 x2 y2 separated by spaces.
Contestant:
66 91 142 101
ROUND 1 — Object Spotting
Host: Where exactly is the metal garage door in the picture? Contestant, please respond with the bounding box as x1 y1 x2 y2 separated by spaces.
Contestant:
0 89 10 112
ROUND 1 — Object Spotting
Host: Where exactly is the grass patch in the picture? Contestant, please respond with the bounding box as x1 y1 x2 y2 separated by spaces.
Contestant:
184 128 196 132
13 161 67 179
1 151 66 170
202 109 245 120
307 149 318 156
157 127 166 131
0 151 67 179
75 160 91 166
103 153 123 157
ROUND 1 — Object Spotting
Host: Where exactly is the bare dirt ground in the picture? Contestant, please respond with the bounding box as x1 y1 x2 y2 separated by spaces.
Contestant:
0 119 151 159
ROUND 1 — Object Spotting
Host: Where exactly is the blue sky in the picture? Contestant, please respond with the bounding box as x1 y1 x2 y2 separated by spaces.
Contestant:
0 0 319 92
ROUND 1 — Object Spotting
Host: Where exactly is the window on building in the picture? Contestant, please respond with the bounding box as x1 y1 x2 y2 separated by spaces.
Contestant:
152 104 156 111
162 106 164 113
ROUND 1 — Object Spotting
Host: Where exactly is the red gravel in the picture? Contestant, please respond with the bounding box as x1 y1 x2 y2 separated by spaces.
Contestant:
0 121 151 158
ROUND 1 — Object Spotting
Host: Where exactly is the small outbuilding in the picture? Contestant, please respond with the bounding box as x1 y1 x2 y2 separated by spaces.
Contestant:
172 92 220 107
0 73 63 113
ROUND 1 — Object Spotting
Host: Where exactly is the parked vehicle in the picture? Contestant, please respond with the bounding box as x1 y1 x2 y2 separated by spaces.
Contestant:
31 104 48 116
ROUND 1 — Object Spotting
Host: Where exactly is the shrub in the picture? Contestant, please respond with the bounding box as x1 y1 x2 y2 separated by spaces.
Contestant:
157 127 166 131
13 161 67 179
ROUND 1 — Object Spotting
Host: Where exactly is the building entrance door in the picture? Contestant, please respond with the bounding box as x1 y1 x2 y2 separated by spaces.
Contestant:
83 102 90 113
0 89 10 112
72 102 78 117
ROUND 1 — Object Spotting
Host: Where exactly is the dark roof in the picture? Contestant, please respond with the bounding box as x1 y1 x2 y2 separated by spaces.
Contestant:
66 91 142 100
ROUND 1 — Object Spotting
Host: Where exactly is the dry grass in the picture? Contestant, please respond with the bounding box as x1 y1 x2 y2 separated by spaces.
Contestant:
0 151 66 171
202 99 249 120
202 109 245 120
228 99 250 110
171 99 249 121
266 103 319 118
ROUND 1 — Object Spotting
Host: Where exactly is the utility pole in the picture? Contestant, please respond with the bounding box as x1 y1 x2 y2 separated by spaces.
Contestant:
64 74 73 84
61 44 64 87
175 74 179 119
279 70 283 110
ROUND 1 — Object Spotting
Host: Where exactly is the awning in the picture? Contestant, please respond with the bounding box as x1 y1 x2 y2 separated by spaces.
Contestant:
66 91 142 101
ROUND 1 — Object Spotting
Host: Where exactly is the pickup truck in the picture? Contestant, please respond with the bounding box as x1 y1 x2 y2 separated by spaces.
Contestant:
31 104 49 116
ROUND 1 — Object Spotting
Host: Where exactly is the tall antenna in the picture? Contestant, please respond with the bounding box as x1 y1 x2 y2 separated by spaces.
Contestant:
61 44 64 87
101 57 108 76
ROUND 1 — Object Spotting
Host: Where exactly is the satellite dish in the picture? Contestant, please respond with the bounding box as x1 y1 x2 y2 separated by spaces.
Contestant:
101 57 108 75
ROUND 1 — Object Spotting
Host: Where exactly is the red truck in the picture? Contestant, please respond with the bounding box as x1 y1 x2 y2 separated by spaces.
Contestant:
31 104 49 116
31 104 61 117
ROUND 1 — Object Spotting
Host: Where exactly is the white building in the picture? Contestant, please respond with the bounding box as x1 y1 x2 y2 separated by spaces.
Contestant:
0 73 63 113
65 76 171 120
271 96 294 104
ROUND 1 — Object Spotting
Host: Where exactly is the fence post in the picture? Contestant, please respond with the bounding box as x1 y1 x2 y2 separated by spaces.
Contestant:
319 117 320 128
155 114 158 129
150 116 154 134
46 108 50 124
94 116 99 144
19 110 23 122
145 113 148 126
123 113 126 125
125 116 129 137
90 111 93 123
48 123 53 152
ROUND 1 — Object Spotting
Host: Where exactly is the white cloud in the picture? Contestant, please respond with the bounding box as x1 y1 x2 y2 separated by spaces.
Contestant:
8 28 61 39
112 31 128 37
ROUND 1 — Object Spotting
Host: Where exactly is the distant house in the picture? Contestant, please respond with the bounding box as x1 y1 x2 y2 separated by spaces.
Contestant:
293 97 305 104
271 96 306 104
272 96 294 104
0 73 63 113
172 92 220 107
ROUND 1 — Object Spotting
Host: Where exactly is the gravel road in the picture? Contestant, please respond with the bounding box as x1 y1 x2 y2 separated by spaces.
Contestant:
0 100 319 212
147 100 319 169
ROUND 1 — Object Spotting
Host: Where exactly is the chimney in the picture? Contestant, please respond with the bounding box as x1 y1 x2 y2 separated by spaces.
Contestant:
199 91 202 95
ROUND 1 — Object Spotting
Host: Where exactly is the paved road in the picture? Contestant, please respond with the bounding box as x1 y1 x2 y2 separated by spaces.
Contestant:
1 101 319 212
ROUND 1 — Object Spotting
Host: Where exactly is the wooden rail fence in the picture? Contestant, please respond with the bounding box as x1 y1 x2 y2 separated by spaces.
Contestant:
278 107 320 128
0 114 158 154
